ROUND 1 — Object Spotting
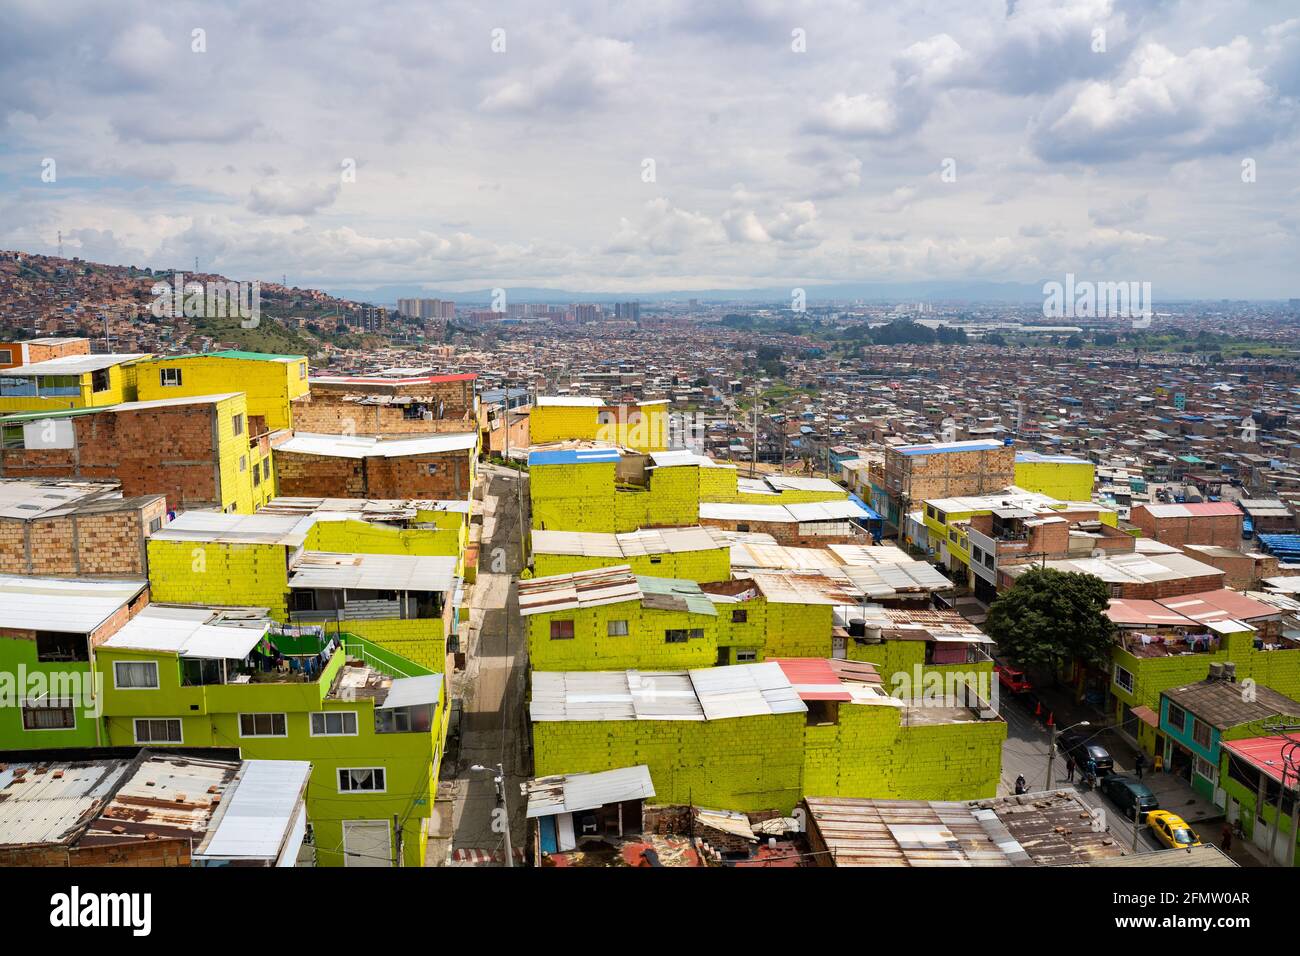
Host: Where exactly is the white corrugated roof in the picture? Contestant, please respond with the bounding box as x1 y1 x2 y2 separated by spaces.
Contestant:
536 395 602 407
3 353 147 376
526 765 655 818
150 510 315 546
100 605 271 659
0 575 146 633
288 551 457 592
379 674 443 710
194 760 311 862
529 663 807 723
277 432 477 458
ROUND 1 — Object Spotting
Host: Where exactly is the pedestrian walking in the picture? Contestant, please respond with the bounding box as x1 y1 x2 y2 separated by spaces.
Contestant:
1014 774 1028 795
1134 753 1146 780
1221 821 1233 852
1065 755 1076 782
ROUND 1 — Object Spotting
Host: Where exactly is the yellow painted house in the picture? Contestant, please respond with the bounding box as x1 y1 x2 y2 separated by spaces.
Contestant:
146 510 464 672
137 350 310 432
531 526 732 583
528 447 856 534
530 658 1005 814
530 396 669 452
0 353 150 414
1013 451 1096 501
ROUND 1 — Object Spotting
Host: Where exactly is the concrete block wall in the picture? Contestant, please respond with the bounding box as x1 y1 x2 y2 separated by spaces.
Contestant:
146 539 290 618
531 461 618 532
0 501 160 576
527 601 718 671
802 705 1005 801
532 712 807 812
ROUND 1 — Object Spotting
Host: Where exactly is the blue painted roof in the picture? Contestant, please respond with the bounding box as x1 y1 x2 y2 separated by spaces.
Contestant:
897 440 1004 456
528 448 621 466
848 494 882 520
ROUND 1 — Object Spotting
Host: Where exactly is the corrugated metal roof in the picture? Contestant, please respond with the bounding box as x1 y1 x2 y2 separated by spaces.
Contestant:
0 759 133 847
101 605 271 659
0 479 125 520
531 526 727 559
529 663 807 722
0 575 146 633
288 551 457 592
525 765 655 818
2 353 148 376
379 674 443 710
194 760 310 862
277 432 477 459
150 510 315 546
528 447 621 466
519 565 642 615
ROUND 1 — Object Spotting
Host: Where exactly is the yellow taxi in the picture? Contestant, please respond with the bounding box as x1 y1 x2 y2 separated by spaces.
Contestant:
1146 810 1202 849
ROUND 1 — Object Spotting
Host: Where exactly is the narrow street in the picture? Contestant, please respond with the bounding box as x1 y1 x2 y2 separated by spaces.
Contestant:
431 463 531 866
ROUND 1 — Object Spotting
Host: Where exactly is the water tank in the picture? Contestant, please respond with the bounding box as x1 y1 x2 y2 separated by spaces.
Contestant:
1223 661 1237 682
1209 662 1225 681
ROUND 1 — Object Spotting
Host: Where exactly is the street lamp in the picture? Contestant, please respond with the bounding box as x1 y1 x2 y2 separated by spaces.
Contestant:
1046 719 1090 790
471 762 514 867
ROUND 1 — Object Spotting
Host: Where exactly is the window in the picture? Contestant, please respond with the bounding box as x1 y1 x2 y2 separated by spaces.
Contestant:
232 413 244 436
732 609 748 623
1192 718 1212 749
91 369 110 393
148 516 163 533
426 463 439 475
22 699 75 730
239 455 247 472
35 631 88 663
375 705 432 734
735 523 750 533
735 648 758 662
0 348 10 364
253 464 261 486
1194 754 1218 783
648 555 662 565
550 620 575 640
805 700 840 727
607 620 629 637
338 767 386 793
926 505 936 520
263 459 271 480
239 713 287 737
1112 665 1134 693
134 718 182 744
1 425 22 449
665 628 703 643
311 711 358 736
1166 703 1187 734
299 362 307 380
160 368 182 387
114 660 159 689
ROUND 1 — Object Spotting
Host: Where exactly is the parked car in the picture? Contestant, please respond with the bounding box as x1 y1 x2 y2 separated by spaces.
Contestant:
1057 728 1114 776
1100 774 1160 822
995 661 1033 694
1146 810 1201 849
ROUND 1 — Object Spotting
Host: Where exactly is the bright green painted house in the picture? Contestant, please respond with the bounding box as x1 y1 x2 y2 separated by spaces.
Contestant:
0 574 149 751
94 604 447 867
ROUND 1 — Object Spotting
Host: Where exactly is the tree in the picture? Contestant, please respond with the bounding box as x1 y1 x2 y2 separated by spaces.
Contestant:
983 567 1116 674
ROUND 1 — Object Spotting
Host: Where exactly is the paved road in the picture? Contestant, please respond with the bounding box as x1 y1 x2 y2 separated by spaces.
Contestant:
437 464 531 865
999 693 1163 852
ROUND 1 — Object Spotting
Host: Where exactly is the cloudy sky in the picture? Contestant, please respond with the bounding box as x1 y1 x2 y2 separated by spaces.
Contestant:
1 0 1298 298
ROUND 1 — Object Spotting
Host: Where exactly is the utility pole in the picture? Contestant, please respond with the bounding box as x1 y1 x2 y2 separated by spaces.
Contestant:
1131 800 1142 853
394 814 403 866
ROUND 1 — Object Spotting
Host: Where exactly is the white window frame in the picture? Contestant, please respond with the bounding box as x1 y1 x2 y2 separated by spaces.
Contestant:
607 619 629 637
310 711 358 737
159 367 182 387
1113 665 1134 693
239 712 288 738
337 767 387 794
114 660 159 690
735 648 759 663
133 717 183 745
1193 754 1218 783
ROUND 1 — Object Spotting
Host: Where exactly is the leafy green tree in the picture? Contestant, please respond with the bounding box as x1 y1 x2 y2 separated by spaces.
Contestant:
984 567 1116 673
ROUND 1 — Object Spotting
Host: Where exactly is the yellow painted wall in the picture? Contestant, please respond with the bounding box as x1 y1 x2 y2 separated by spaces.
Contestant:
0 359 144 414
527 600 718 671
137 354 307 431
1015 460 1096 502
